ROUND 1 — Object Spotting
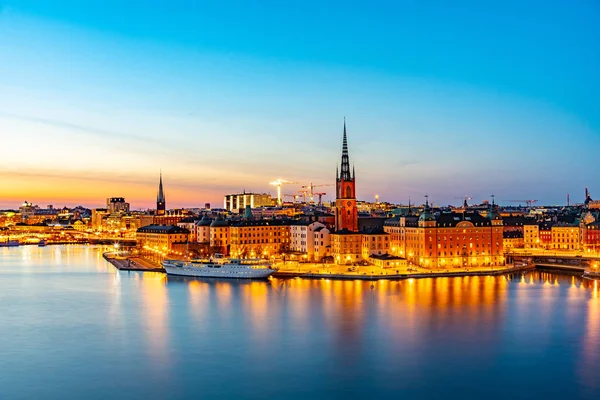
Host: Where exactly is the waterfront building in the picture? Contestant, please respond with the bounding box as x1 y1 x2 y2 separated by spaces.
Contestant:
361 229 390 259
224 192 274 213
290 221 329 261
157 172 166 216
503 231 524 250
369 254 407 269
195 215 213 244
136 224 189 254
210 215 230 254
384 200 504 268
312 225 331 261
551 223 580 250
331 230 363 264
229 220 291 259
582 220 600 253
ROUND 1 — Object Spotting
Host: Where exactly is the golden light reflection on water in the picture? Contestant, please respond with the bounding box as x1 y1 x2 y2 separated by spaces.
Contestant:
579 279 599 391
137 272 170 365
187 280 210 324
241 282 269 336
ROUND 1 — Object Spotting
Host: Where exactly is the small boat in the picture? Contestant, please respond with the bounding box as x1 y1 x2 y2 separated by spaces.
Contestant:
582 270 600 281
162 254 277 280
0 240 19 247
38 239 47 247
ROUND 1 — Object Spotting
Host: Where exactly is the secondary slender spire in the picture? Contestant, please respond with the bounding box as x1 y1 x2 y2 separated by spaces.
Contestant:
157 171 165 203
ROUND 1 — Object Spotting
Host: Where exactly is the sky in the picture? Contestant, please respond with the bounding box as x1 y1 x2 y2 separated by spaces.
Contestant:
1 0 599 209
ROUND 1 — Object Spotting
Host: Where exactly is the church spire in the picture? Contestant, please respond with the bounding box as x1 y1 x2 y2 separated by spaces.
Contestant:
157 171 165 203
340 118 352 180
156 171 166 216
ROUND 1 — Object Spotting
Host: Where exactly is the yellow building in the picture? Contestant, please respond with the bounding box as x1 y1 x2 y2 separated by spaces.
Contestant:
523 223 540 249
209 216 230 255
384 201 504 269
136 224 190 255
503 231 524 250
229 220 291 259
551 224 580 250
331 230 362 264
361 230 390 260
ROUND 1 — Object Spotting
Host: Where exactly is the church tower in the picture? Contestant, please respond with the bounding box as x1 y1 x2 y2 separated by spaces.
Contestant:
157 172 166 216
335 120 358 232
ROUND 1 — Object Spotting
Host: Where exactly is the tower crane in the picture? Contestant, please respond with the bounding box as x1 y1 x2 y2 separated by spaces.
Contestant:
314 192 327 206
296 190 310 203
269 179 301 206
302 182 334 196
282 193 299 203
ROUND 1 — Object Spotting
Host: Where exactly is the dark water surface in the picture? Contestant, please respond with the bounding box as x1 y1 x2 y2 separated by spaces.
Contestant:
1 246 598 399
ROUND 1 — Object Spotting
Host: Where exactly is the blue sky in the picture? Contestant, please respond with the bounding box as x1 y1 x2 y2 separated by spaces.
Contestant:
0 1 599 208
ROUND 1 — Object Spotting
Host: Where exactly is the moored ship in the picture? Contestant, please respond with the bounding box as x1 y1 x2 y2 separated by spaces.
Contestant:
162 254 277 279
0 240 19 247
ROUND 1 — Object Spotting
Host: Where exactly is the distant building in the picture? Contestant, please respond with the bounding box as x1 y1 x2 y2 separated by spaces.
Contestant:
19 201 36 222
106 197 130 214
223 192 274 213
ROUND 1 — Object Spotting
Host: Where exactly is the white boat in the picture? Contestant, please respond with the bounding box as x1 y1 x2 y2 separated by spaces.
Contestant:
162 254 277 279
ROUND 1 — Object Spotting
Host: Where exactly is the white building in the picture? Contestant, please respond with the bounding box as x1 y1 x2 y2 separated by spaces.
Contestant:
195 215 212 244
290 221 330 261
224 193 274 213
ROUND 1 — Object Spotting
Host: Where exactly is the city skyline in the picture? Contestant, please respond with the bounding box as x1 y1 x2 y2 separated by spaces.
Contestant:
1 1 599 208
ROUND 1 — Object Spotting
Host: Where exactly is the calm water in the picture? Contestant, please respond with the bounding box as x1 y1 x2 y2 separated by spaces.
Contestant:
0 245 598 399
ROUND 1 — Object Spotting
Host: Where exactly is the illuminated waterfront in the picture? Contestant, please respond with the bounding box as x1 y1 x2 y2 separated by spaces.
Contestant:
1 245 599 399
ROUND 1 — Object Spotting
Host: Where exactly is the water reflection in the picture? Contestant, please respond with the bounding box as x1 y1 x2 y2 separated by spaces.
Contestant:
2 245 600 398
137 272 170 366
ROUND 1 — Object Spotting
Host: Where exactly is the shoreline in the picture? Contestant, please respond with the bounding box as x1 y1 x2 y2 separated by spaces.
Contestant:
101 252 540 281
274 264 536 281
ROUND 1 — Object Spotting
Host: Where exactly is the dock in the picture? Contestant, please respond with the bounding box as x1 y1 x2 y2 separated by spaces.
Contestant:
102 252 164 272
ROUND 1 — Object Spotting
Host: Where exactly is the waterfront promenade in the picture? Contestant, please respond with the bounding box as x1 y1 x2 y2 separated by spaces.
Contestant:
105 251 537 281
103 252 163 272
273 261 534 280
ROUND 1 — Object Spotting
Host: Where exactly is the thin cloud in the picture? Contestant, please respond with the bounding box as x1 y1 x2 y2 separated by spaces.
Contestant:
0 111 164 146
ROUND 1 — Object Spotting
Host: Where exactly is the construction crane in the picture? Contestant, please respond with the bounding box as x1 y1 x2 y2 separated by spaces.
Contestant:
505 199 538 207
302 182 334 196
269 179 301 206
282 193 299 203
296 189 310 203
314 192 327 206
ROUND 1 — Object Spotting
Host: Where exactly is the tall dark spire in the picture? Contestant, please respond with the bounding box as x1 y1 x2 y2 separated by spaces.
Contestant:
340 118 352 180
157 171 165 203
